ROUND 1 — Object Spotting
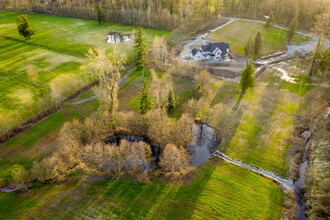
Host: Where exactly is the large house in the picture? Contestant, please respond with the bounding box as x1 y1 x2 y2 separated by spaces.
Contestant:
191 42 230 61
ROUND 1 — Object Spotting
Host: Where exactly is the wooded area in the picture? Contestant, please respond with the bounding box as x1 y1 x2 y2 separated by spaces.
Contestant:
1 0 327 31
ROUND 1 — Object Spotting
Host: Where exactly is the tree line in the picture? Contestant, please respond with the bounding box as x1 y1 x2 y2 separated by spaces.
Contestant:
1 0 328 31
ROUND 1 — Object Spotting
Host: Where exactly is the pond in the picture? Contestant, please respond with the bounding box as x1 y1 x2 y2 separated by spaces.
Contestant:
107 32 134 44
104 123 221 171
104 133 160 170
188 124 221 166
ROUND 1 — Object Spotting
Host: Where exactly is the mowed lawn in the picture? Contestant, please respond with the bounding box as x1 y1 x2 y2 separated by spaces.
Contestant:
0 160 284 220
0 91 100 173
0 68 285 219
0 10 169 135
207 20 310 57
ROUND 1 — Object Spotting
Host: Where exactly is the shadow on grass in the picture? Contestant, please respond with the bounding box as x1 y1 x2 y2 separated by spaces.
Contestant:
231 93 244 112
153 160 220 219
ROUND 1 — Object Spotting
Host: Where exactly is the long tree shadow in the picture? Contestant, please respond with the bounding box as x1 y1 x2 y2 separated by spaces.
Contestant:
151 160 220 220
231 93 244 112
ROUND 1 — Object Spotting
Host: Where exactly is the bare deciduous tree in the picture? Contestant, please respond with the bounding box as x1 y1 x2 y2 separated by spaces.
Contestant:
159 144 190 173
84 48 126 115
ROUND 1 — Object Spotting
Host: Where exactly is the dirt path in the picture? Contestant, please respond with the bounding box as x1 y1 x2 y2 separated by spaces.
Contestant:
212 151 293 189
73 68 135 105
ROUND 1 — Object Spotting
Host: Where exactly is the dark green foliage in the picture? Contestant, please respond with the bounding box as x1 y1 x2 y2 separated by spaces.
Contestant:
240 59 256 94
244 36 253 57
96 3 105 24
167 89 176 114
16 15 34 39
140 81 153 114
287 18 298 43
254 31 262 54
134 28 147 72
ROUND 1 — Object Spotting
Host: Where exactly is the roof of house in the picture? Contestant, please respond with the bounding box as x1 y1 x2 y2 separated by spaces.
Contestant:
191 48 200 56
201 42 230 55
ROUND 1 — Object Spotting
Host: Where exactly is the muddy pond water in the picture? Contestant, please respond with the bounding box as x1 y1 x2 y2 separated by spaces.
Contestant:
107 32 133 44
188 124 221 166
104 124 221 170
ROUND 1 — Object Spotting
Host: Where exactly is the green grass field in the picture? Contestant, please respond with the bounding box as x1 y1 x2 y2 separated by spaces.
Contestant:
209 60 314 178
0 67 286 219
0 160 284 219
207 20 310 57
0 10 169 136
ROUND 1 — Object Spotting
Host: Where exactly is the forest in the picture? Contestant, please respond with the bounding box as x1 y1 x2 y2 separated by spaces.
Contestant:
1 0 327 31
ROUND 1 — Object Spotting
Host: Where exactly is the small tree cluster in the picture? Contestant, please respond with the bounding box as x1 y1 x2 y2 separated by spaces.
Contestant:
265 12 274 29
194 70 212 98
83 140 152 172
244 36 254 57
254 32 262 55
16 14 34 39
84 48 126 115
159 144 190 173
140 81 153 114
147 36 169 71
134 28 147 72
96 3 105 24
240 59 256 94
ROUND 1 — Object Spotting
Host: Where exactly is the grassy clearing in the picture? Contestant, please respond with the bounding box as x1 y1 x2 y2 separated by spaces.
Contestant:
0 92 99 176
207 20 310 57
0 10 169 135
210 59 314 177
0 10 169 59
0 160 284 219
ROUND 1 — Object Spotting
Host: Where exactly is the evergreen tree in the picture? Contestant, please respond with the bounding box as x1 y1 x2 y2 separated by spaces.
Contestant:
16 15 34 39
244 36 254 57
140 81 153 114
96 3 105 25
167 89 176 114
254 32 262 55
240 59 256 94
287 17 298 43
134 28 147 72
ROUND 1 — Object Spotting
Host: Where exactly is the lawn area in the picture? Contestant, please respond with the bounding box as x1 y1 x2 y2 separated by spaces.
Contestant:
0 10 169 136
207 20 310 57
0 91 99 182
0 160 284 219
210 60 314 178
0 10 169 59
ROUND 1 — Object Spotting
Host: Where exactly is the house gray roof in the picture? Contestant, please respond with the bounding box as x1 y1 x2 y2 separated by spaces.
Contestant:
201 42 230 55
191 48 200 56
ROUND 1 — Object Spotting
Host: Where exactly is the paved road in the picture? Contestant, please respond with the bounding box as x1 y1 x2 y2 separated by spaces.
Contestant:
213 150 293 189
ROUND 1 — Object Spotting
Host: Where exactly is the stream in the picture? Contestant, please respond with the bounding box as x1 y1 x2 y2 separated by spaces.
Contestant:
294 107 330 220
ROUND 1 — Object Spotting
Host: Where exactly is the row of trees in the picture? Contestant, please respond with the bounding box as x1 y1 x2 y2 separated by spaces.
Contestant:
244 32 262 57
2 0 328 31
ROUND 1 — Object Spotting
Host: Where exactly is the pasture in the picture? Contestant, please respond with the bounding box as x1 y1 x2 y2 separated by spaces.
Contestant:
0 10 169 136
207 20 310 57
